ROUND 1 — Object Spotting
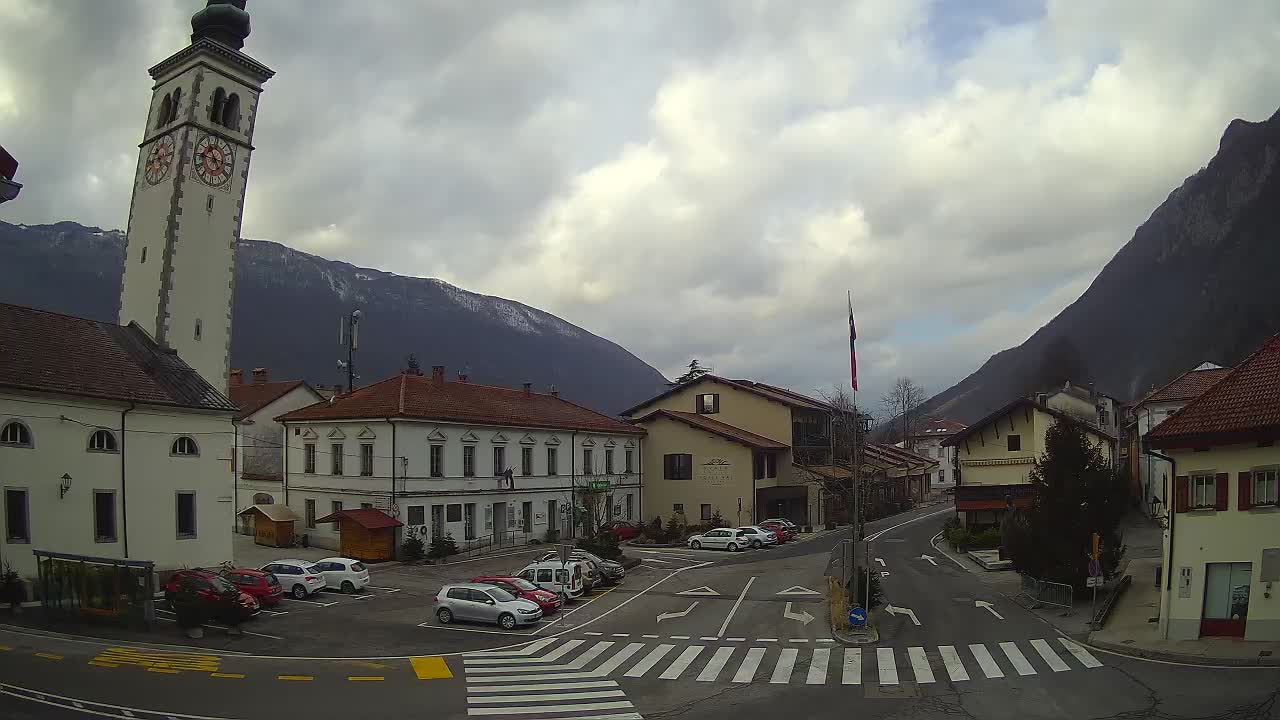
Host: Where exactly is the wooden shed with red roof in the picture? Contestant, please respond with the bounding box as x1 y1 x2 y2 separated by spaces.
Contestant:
314 508 403 562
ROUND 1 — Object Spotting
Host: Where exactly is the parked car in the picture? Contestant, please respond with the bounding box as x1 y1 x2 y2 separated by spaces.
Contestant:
759 518 800 533
258 560 327 599
687 528 750 551
221 568 284 607
535 549 625 585
516 560 588 600
758 520 794 543
434 582 543 630
532 552 602 590
313 557 370 594
600 521 641 541
471 576 563 614
162 569 260 622
737 526 779 549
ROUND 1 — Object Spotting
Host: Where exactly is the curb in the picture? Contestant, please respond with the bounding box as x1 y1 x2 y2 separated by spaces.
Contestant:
1087 636 1280 667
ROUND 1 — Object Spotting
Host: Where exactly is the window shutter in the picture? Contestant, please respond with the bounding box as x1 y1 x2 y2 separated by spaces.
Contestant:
1238 472 1252 510
1174 475 1189 513
1214 472 1229 510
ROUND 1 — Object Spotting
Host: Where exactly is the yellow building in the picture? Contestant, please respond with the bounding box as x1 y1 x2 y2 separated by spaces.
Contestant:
942 397 1116 528
623 376 836 528
1149 335 1280 641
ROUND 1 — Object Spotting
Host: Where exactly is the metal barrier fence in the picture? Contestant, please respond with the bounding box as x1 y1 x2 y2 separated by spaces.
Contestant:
1017 573 1074 610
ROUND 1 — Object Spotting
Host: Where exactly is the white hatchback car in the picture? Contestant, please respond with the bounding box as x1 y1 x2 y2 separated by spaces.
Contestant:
314 557 371 593
687 528 750 551
259 559 327 599
736 526 778 549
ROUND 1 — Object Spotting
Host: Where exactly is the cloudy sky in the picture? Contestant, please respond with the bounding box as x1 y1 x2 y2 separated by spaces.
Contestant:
2 1 1279 404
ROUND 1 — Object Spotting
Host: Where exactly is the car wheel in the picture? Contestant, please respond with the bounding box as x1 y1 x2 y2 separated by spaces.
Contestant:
727 542 739 552
690 540 702 549
751 539 762 549
340 581 355 594
437 608 453 624
292 584 308 600
498 613 516 631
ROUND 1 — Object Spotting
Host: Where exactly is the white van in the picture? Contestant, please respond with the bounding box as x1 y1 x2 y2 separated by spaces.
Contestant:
517 560 587 600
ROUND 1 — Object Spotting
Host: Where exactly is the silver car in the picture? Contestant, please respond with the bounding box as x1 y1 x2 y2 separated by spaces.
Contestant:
737 526 778 548
434 582 543 630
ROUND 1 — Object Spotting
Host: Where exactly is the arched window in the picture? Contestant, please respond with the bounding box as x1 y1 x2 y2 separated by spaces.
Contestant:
221 93 240 130
253 493 274 505
156 93 172 129
210 88 226 126
88 429 118 453
1 421 33 448
171 436 199 457
168 87 182 124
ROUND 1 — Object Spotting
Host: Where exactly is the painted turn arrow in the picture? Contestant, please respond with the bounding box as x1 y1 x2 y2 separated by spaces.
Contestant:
884 604 921 626
975 600 1004 620
657 601 699 623
875 558 886 567
920 554 938 566
782 602 815 626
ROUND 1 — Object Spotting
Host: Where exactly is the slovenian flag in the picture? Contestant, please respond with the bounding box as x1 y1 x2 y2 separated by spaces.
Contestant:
848 291 858 391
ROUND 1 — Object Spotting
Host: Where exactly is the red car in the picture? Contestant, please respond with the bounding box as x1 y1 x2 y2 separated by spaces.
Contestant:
759 521 796 543
221 568 284 608
161 569 260 621
601 521 641 541
472 576 563 614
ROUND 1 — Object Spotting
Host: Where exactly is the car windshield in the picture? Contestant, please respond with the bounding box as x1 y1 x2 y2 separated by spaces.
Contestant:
487 587 516 602
510 578 538 591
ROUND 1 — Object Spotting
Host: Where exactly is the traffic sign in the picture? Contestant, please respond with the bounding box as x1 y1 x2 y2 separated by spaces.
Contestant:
848 606 868 628
1088 558 1102 578
1086 576 1103 588
558 543 574 564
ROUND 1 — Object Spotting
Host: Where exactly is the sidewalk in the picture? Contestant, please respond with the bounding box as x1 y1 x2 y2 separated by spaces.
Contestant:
1088 557 1280 666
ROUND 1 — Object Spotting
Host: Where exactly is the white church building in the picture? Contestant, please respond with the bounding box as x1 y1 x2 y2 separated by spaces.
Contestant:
1 1 272 585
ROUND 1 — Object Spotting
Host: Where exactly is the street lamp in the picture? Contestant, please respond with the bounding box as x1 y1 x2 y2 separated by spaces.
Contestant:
59 473 72 499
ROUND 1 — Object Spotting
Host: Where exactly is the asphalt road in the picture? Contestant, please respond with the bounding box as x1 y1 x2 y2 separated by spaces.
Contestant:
3 502 1278 720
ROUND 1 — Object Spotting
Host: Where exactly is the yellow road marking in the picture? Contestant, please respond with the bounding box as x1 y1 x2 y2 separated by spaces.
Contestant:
89 661 120 668
35 652 63 661
146 667 179 674
210 672 245 679
95 647 219 672
277 675 313 681
347 676 385 681
0 645 12 651
410 656 453 680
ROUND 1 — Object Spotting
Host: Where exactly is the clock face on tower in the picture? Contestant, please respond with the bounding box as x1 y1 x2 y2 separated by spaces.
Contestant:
193 134 235 188
143 134 175 185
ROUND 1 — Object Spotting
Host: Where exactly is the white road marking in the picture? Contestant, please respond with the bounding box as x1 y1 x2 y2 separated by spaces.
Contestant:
699 636 719 641
468 681 618 693
733 648 766 683
465 641 585 665
611 634 629 638
716 576 757 637
697 646 736 681
467 637 559 657
1058 638 1103 668
658 646 704 680
938 645 969 681
259 609 288 616
969 644 1005 678
624 644 675 678
975 601 1004 620
757 638 777 642
593 643 646 676
364 585 401 591
540 639 586 663
816 639 835 643
725 637 746 642
807 647 831 685
670 635 690 640
776 586 821 596
641 558 673 565
864 506 955 541
468 672 599 683
908 647 935 683
468 690 627 704
283 597 338 607
789 638 811 643
877 648 898 685
466 701 636 715
999 642 1036 676
567 642 615 669
585 632 603 637
842 648 861 685
467 664 581 674
641 635 659 639
1030 639 1070 672
656 602 699 623
770 648 798 684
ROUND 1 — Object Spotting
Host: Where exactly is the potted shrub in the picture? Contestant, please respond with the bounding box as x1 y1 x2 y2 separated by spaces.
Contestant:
170 577 209 639
1 564 24 612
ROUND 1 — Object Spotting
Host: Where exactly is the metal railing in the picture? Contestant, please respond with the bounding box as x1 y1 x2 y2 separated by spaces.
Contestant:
456 530 535 559
1017 573 1074 610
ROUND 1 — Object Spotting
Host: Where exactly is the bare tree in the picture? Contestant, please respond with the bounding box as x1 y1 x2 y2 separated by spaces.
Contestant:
880 377 927 452
794 386 869 531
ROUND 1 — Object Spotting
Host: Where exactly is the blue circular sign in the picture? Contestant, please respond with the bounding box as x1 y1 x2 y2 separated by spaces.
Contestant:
848 606 868 627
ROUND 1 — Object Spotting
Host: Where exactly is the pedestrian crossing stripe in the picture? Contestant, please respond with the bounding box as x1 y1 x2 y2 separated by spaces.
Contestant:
461 637 1104 688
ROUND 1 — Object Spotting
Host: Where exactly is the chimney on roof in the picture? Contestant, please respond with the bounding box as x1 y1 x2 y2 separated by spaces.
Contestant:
457 372 469 383
550 385 559 399
522 382 532 397
432 365 445 385
251 367 269 383
229 369 244 386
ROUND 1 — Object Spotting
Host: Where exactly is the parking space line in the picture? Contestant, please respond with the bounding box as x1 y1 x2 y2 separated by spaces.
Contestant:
259 609 288 616
347 676 385 681
277 675 313 681
364 586 401 591
0 645 12 651
209 673 244 679
283 598 339 607
88 661 119 668
146 668 179 674
34 652 63 661
410 656 453 679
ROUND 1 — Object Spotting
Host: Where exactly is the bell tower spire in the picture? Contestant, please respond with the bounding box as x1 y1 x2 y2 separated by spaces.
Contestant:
118 0 273 396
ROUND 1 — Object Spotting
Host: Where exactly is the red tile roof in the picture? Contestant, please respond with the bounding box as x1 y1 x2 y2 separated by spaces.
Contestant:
632 409 787 450
230 380 315 420
620 374 831 417
0 303 236 412
314 508 402 530
1139 367 1234 405
277 373 644 435
911 418 968 438
1148 335 1280 447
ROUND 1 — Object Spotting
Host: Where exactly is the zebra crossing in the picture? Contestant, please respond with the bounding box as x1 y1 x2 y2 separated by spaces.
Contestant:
463 634 1105 714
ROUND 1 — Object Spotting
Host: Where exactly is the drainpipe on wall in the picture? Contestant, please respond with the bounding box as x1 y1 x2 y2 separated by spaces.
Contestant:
1146 446 1177 639
120 402 136 558
570 431 577 540
282 423 289 505
390 419 399 552
233 422 239 533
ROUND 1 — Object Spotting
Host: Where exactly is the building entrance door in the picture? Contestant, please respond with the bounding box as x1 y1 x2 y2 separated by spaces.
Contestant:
1201 562 1251 637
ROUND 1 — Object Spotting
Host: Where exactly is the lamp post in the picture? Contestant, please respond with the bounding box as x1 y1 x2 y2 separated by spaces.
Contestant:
59 473 72 499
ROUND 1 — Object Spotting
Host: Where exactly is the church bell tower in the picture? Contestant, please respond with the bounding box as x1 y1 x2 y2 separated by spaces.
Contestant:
118 0 273 396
